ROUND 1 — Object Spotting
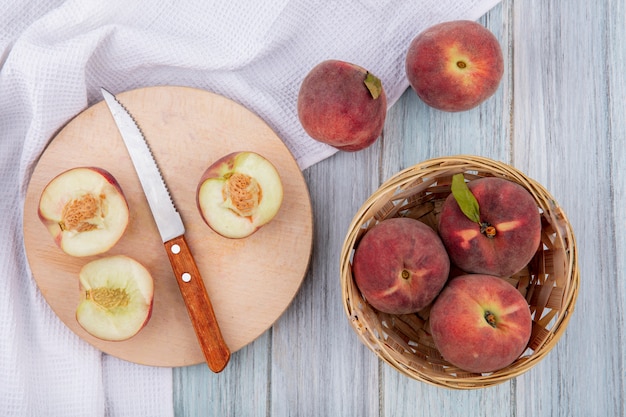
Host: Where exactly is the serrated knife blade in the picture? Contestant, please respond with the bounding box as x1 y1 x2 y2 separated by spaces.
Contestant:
101 90 183 243
101 87 230 372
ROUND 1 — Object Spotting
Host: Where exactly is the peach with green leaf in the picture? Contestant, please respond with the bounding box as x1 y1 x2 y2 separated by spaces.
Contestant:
438 174 541 277
297 59 387 151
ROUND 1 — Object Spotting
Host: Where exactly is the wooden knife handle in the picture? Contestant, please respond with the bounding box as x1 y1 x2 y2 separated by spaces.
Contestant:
164 235 231 372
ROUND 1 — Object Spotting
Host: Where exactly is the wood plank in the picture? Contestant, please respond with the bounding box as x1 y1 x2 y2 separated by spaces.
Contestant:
512 1 624 416
269 148 381 416
607 1 626 413
173 331 270 417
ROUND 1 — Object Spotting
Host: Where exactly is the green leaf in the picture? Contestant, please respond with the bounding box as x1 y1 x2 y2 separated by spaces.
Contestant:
450 173 481 224
363 72 383 99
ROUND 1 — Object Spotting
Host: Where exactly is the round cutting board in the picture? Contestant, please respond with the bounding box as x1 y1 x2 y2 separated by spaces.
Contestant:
23 86 313 367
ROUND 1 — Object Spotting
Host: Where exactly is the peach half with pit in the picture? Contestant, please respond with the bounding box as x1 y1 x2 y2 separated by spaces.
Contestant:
438 174 542 277
38 167 130 257
352 217 450 315
429 274 533 373
197 151 283 239
76 255 154 342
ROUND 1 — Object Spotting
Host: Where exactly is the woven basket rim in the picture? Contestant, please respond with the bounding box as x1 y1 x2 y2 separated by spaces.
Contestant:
340 155 579 389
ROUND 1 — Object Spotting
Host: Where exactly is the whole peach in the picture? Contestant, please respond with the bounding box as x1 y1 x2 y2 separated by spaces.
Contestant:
438 177 541 277
297 59 387 151
429 274 532 373
352 217 450 315
405 20 504 112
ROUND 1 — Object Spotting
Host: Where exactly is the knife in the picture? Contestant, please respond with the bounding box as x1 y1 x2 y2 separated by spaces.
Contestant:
101 88 230 373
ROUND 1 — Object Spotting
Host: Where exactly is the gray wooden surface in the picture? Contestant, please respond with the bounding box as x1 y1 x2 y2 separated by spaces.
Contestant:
173 1 626 416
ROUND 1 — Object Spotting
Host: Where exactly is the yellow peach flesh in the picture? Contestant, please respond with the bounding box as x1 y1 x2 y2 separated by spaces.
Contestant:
453 228 480 250
494 219 523 232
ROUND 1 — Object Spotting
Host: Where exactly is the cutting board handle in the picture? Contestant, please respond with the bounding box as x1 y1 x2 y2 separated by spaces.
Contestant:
165 235 231 372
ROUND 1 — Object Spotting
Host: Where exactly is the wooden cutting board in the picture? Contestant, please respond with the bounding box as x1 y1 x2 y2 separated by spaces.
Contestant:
23 86 313 367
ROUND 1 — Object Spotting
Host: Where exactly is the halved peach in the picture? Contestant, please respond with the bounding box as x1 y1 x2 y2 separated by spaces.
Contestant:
38 167 129 257
197 152 283 239
76 255 154 342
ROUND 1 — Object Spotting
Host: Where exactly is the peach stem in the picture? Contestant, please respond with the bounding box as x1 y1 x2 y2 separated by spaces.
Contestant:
480 222 497 239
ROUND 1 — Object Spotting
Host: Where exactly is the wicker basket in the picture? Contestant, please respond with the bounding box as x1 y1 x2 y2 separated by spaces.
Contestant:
340 155 579 389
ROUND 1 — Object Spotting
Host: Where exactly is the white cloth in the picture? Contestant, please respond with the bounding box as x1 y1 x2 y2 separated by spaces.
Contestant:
1 0 500 415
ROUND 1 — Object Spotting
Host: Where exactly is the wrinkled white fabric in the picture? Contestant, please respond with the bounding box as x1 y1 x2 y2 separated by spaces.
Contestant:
1 0 500 415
